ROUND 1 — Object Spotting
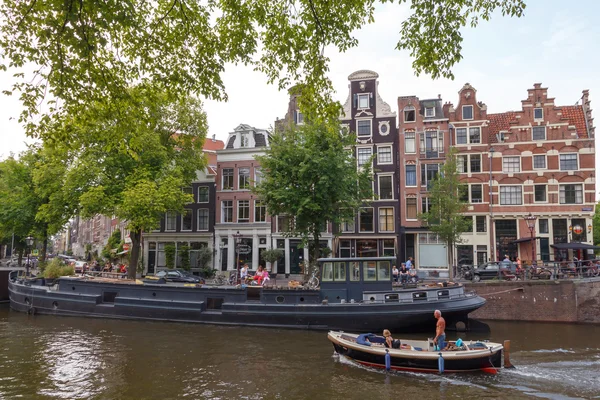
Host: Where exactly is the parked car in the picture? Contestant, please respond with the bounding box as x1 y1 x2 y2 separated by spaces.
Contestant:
73 261 88 273
155 269 204 284
467 262 516 282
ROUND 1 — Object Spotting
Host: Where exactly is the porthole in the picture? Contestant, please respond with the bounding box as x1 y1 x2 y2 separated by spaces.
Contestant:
72 286 76 291
336 296 340 300
52 301 59 309
276 296 285 304
369 296 375 302
299 297 304 302
152 292 157 297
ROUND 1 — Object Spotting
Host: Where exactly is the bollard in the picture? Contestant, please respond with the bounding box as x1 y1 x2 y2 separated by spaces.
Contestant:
438 352 444 374
503 340 515 369
385 350 391 371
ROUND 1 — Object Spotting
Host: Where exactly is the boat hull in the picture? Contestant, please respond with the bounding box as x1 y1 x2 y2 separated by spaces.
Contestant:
8 278 486 332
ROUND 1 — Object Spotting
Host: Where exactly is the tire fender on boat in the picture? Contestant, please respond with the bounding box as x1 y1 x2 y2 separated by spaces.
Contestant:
385 350 391 371
438 353 444 374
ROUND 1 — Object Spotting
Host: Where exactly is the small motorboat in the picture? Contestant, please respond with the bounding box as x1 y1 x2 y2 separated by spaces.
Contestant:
328 331 510 374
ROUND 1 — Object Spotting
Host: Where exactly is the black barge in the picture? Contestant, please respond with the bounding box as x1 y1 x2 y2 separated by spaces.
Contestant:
8 257 486 331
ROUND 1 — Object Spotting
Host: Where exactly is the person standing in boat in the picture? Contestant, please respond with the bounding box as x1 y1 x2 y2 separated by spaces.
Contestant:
433 310 446 351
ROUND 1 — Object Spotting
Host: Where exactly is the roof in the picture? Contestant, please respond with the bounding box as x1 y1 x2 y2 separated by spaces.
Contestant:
561 105 588 138
419 99 444 120
254 132 266 147
202 139 225 151
487 112 517 143
226 136 235 149
348 70 379 81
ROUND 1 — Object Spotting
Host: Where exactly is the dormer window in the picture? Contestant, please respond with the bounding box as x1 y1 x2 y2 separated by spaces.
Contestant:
295 110 304 125
534 108 543 120
462 105 473 120
404 106 416 122
240 133 249 147
425 107 435 117
358 93 370 109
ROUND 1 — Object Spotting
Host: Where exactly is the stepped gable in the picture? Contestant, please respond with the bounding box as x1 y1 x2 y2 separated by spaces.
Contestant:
561 105 587 138
487 112 517 143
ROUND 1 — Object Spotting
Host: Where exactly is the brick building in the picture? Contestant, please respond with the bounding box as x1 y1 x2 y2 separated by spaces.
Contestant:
397 94 451 273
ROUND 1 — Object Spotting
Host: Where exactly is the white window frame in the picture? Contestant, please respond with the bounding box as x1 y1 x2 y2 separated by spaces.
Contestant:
534 184 547 203
499 185 523 205
404 131 416 153
559 184 583 204
240 133 249 148
532 126 546 141
358 93 370 109
359 207 374 233
197 208 209 231
469 127 481 144
378 207 395 233
462 105 473 120
470 184 483 203
356 119 372 137
181 209 193 231
470 154 482 173
356 146 372 168
237 200 250 222
254 200 266 222
404 106 416 122
425 107 435 117
559 153 578 171
405 164 417 187
502 156 521 173
532 154 547 170
296 110 304 125
165 211 177 231
238 167 251 190
456 128 468 145
254 168 263 186
378 174 394 200
221 200 233 223
475 216 487 233
198 186 209 203
222 168 234 190
377 145 393 165
534 108 544 120
457 155 467 174
341 214 355 233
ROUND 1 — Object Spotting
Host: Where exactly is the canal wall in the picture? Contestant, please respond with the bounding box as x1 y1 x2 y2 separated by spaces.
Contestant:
465 278 600 324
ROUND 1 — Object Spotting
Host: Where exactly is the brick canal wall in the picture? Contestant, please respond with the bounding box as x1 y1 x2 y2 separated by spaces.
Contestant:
465 278 600 324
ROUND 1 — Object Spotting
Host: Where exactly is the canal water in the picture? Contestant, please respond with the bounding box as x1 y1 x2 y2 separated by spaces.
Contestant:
0 305 599 400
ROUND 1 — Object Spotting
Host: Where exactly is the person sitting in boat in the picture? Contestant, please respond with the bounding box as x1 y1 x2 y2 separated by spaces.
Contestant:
382 330 401 349
408 268 418 283
260 265 270 285
253 265 266 285
240 264 249 282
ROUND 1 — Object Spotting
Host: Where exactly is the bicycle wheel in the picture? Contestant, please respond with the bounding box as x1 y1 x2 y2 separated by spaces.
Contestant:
228 272 238 285
307 276 319 288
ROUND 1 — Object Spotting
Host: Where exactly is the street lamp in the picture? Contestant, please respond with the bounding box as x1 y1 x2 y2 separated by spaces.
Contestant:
489 147 495 262
25 236 34 277
233 231 242 284
525 213 537 267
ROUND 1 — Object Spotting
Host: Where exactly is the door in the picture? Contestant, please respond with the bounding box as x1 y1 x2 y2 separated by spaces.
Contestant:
540 238 550 262
290 240 302 274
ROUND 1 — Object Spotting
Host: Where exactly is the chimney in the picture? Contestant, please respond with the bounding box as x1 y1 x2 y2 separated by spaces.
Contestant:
438 94 441 99
212 134 216 142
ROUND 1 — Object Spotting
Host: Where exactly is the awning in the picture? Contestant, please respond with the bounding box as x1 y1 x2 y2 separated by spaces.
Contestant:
550 243 600 250
116 249 130 255
511 237 540 244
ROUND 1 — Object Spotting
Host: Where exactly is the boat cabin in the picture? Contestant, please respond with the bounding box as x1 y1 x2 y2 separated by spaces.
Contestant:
317 257 395 303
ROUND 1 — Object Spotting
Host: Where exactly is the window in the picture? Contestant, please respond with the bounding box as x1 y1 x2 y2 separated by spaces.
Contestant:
421 164 439 189
383 239 395 256
559 154 578 171
378 175 393 200
341 215 355 233
181 209 193 231
237 200 250 222
197 209 209 231
166 211 177 231
198 186 209 203
500 186 522 205
559 184 583 204
358 93 370 109
183 187 193 203
534 185 547 202
539 219 549 234
254 168 263 186
421 197 432 214
379 208 394 232
469 127 481 144
457 155 467 173
359 208 374 232
254 200 266 222
405 165 417 186
534 108 543 119
363 261 377 281
341 242 353 259
462 216 473 233
377 146 392 164
296 110 304 125
405 131 416 153
240 133 249 147
532 126 546 140
406 198 417 220
238 167 250 189
357 120 371 137
476 216 486 233
533 155 546 169
462 105 473 120
425 107 435 117
222 168 234 190
459 185 469 203
357 147 372 167
278 215 293 232
471 184 483 203
404 106 416 122
456 128 467 144
503 156 520 173
470 154 481 173
222 200 233 222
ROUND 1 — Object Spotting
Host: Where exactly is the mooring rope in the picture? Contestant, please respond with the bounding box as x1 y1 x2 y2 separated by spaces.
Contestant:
477 287 524 297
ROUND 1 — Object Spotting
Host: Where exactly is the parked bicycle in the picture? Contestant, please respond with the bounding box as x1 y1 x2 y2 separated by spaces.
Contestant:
306 267 320 289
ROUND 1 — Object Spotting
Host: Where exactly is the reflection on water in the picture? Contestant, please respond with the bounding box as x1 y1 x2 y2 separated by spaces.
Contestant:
0 305 599 400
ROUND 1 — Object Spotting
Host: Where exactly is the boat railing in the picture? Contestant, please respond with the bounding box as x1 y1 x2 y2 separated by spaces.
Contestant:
360 290 478 304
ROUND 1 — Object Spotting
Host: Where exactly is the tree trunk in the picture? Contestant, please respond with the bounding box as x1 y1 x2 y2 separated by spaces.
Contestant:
17 249 23 267
41 237 48 263
128 230 142 280
311 229 321 277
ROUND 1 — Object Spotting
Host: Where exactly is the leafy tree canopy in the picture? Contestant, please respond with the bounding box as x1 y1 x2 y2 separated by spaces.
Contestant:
254 123 373 268
1 0 525 133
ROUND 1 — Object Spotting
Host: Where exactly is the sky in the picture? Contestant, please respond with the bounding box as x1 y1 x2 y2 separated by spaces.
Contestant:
1 0 600 183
